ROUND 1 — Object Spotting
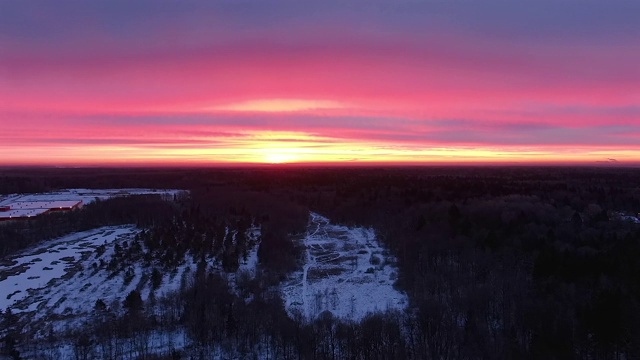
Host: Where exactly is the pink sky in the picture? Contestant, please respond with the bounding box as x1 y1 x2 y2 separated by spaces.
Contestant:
1 1 639 166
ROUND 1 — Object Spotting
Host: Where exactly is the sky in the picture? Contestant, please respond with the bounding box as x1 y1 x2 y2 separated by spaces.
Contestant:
1 0 639 166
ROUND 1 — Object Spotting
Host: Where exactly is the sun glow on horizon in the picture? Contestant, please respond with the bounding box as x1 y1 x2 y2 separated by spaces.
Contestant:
3 124 639 167
263 151 300 164
3 127 640 166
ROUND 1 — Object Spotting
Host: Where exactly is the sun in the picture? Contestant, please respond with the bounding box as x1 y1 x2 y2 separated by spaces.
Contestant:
264 152 299 164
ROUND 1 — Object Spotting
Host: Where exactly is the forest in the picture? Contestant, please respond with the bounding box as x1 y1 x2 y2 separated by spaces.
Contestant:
1 166 640 359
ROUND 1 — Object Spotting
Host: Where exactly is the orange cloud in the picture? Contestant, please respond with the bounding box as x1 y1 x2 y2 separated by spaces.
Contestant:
209 99 345 113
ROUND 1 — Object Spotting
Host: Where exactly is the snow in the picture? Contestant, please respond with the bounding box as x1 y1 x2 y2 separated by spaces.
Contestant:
612 211 640 224
0 223 205 341
237 227 262 276
0 220 260 341
281 212 408 321
0 226 138 313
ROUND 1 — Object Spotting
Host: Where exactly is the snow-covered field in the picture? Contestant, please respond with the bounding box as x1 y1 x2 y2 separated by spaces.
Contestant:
0 222 264 359
0 222 262 336
0 225 202 337
0 226 141 314
281 212 407 321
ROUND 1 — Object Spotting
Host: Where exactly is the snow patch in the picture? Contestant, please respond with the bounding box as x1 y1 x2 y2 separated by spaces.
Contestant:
281 212 407 321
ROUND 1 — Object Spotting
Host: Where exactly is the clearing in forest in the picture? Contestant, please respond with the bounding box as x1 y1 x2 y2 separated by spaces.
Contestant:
281 212 407 321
